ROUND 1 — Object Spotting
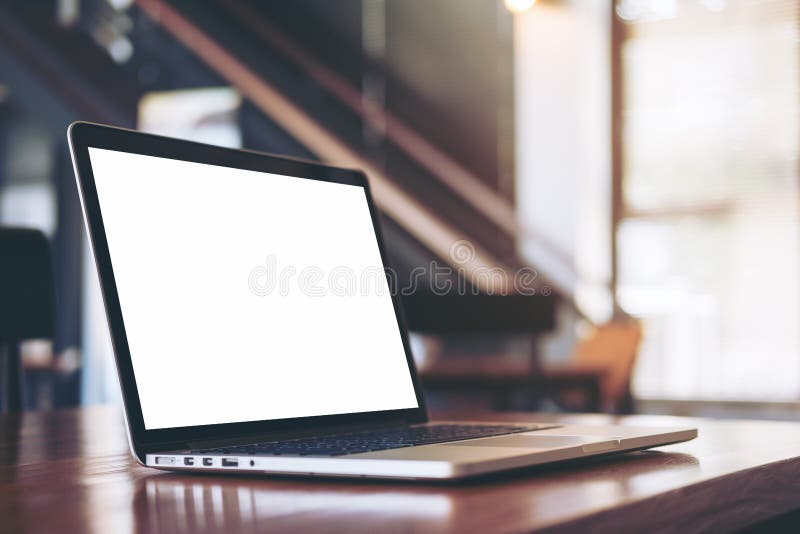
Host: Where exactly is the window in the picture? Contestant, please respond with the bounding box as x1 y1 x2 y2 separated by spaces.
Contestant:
616 0 800 399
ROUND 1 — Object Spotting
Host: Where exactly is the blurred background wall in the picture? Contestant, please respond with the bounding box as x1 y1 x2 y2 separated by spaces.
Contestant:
1 0 799 419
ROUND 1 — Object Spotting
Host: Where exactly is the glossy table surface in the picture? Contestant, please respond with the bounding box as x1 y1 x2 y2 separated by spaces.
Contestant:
2 407 800 533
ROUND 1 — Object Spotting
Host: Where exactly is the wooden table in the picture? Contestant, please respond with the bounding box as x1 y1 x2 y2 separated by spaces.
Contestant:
2 407 800 533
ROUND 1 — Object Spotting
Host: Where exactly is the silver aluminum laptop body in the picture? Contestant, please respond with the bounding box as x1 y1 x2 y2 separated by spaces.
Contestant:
69 122 697 481
145 423 696 480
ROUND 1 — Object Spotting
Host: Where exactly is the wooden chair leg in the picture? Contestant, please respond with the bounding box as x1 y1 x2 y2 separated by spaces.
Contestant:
617 390 635 415
584 379 602 413
4 341 24 412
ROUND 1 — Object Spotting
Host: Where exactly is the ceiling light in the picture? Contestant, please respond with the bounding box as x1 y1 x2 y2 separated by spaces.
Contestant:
504 0 536 14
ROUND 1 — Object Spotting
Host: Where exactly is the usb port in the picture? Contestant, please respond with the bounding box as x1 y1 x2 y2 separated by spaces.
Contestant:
221 458 238 467
184 457 195 466
155 456 175 465
202 458 213 466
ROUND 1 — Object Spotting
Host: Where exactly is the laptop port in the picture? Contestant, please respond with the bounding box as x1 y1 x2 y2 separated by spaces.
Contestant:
202 458 213 466
222 458 238 467
184 457 195 466
155 456 175 465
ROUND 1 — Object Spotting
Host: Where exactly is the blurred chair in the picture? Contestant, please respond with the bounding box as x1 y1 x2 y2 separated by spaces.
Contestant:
401 294 557 336
545 320 643 414
416 303 642 414
403 293 569 410
0 227 54 412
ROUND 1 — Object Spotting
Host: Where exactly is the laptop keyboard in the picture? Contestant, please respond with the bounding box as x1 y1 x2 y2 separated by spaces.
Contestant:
193 423 546 457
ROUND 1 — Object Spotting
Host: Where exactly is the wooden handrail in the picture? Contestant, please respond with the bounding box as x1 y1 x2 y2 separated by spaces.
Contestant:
219 0 576 275
134 0 517 293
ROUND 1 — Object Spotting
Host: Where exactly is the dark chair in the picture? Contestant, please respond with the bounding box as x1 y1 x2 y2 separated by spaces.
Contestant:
401 293 568 410
0 227 54 412
401 294 557 336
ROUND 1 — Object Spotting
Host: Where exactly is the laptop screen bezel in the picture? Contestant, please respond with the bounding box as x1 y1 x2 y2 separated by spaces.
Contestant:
68 122 429 453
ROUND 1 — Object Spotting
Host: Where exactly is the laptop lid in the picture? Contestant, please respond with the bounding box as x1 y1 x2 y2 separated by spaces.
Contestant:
68 122 428 455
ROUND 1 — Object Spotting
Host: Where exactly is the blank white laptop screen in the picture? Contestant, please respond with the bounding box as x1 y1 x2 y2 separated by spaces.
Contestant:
88 148 419 430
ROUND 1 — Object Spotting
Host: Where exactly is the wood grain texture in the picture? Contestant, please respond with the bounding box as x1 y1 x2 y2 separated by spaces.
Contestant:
2 407 800 533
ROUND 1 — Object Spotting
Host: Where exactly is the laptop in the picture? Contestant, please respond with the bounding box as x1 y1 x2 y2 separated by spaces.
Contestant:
68 122 696 480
